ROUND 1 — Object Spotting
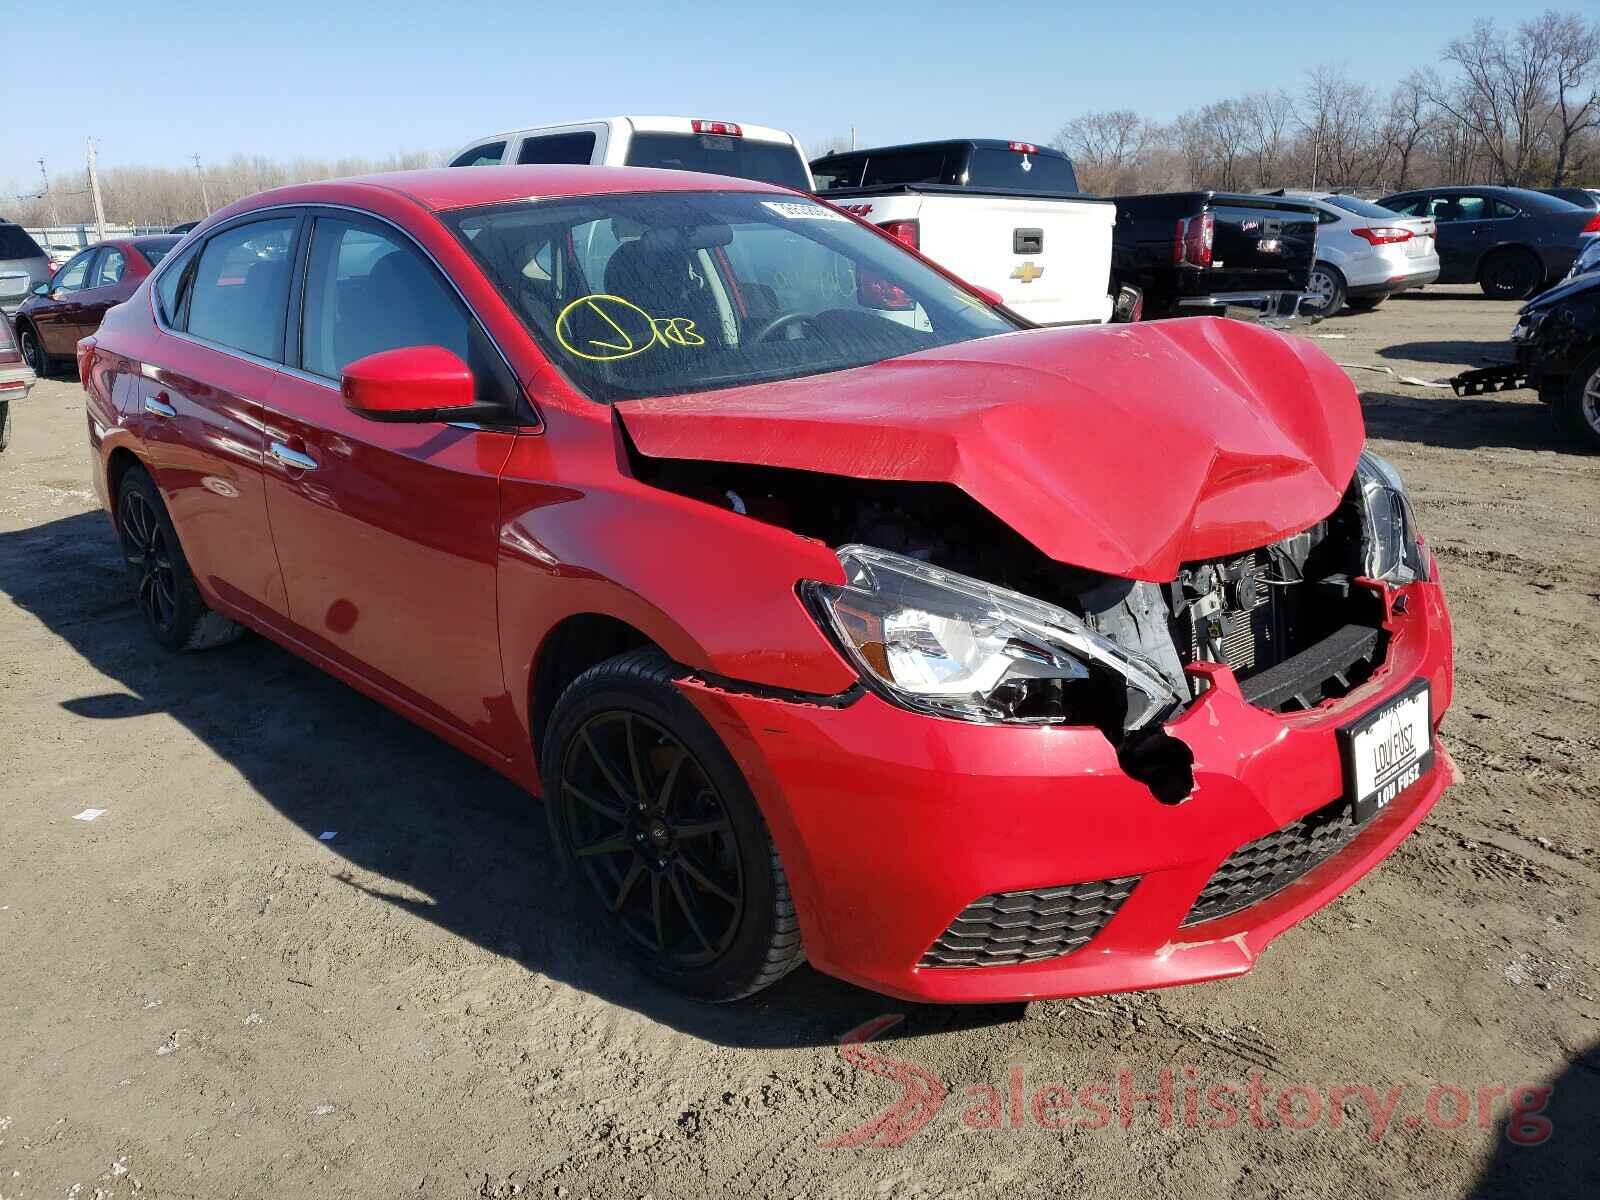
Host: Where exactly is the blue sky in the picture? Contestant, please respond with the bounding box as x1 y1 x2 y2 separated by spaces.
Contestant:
1 0 1526 189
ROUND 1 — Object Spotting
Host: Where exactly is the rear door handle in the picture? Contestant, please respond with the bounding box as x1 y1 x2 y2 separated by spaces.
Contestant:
269 440 318 471
143 392 176 418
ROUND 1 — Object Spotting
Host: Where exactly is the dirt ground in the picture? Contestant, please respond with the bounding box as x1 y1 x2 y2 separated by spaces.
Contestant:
1 285 1596 1200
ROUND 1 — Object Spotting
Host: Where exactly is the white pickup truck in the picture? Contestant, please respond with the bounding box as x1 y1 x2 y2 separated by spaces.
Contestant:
448 116 815 192
810 140 1120 325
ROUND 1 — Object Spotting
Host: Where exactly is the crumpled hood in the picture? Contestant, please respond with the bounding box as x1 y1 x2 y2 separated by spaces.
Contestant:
616 317 1364 581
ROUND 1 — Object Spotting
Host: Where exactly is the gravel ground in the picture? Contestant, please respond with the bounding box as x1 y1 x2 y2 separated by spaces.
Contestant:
1 286 1595 1200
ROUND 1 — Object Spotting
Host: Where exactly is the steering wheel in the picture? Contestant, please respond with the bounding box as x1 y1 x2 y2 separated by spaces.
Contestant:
748 312 822 344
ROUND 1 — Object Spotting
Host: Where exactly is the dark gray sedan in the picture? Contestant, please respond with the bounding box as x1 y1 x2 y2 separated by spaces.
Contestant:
1377 185 1598 299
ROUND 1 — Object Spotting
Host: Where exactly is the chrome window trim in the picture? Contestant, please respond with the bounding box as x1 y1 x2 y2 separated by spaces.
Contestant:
146 201 537 427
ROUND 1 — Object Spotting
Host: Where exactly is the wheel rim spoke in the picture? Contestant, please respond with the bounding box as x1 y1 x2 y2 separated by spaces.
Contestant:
581 727 635 808
624 714 650 807
650 873 667 951
655 750 686 815
610 859 645 913
575 832 634 858
668 868 715 953
677 854 738 905
673 817 732 841
566 779 625 824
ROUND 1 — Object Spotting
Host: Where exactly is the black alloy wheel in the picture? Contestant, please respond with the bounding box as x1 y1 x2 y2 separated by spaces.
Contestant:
1480 251 1542 300
561 709 745 968
18 325 48 377
120 484 180 638
543 648 804 1001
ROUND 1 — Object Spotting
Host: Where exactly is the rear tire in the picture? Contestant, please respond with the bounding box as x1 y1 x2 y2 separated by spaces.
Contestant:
1304 263 1346 317
1479 250 1543 300
115 466 246 650
17 323 49 378
0 401 9 451
1555 349 1600 453
542 647 804 1002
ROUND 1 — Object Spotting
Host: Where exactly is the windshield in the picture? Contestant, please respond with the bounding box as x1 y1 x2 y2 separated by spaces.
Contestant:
1326 194 1407 220
136 237 181 267
447 191 1017 404
624 133 811 190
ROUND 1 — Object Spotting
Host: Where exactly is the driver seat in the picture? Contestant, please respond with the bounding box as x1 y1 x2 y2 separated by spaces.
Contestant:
603 234 725 348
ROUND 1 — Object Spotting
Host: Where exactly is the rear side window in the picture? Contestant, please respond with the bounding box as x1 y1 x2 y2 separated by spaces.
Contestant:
185 218 297 360
1381 195 1426 216
517 133 596 164
91 249 127 289
812 156 867 190
450 142 506 167
966 148 1079 193
861 150 950 188
1328 194 1405 220
0 225 43 259
624 132 811 190
155 243 199 326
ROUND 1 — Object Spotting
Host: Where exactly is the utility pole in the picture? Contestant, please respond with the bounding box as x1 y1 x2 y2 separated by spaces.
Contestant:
37 158 59 227
850 125 856 151
191 153 211 214
86 139 107 242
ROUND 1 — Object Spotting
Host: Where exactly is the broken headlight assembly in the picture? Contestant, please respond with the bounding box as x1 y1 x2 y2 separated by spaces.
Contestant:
1354 449 1431 585
803 545 1183 730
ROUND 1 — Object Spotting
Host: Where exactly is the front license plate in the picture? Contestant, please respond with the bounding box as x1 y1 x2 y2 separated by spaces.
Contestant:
1340 680 1433 824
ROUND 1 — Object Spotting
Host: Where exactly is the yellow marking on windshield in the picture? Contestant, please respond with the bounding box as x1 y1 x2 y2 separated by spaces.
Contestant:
555 294 706 362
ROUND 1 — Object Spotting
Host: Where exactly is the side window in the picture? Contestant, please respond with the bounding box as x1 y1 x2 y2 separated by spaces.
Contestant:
91 249 127 289
812 156 867 190
1432 195 1485 222
449 142 506 167
300 217 471 378
861 150 948 187
1490 199 1520 219
185 218 298 360
154 243 199 326
1383 195 1425 216
54 251 95 292
1317 208 1340 225
516 132 596 164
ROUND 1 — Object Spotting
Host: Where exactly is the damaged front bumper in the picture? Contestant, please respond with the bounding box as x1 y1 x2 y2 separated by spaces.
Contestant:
677 576 1454 1004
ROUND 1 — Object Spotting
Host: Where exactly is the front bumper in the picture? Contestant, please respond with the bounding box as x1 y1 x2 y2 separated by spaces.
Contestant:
681 579 1454 1003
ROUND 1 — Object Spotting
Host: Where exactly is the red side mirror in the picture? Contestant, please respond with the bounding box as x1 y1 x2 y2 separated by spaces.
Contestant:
341 345 478 423
971 285 1005 307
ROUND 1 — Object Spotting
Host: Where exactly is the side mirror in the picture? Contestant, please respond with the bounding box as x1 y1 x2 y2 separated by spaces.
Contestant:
341 345 503 424
32 282 50 297
971 285 1005 308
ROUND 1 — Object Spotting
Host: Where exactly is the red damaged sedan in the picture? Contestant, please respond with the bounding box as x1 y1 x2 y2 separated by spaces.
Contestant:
79 167 1455 1004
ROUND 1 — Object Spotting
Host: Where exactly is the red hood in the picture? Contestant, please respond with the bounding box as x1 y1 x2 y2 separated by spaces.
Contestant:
616 318 1364 581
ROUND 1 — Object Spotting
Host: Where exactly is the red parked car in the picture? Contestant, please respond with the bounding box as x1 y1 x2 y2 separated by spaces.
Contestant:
79 167 1455 1004
15 235 180 376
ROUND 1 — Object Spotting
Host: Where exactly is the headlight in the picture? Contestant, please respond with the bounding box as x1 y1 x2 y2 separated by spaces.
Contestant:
802 545 1183 729
1354 450 1430 584
1508 311 1542 342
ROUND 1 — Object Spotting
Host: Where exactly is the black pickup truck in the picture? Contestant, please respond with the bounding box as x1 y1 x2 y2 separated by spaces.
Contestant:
1109 191 1320 320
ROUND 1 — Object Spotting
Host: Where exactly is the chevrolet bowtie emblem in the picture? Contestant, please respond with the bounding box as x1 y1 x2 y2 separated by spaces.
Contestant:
1010 261 1044 283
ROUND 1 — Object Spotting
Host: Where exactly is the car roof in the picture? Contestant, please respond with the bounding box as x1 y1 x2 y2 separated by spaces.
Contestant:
471 116 799 145
225 165 794 216
1395 184 1574 211
811 138 1067 162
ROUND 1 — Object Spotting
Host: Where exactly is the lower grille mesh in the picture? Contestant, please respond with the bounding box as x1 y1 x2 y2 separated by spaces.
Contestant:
1182 797 1374 927
919 877 1138 968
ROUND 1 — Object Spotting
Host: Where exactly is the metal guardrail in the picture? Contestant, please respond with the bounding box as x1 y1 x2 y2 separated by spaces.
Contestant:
23 223 175 251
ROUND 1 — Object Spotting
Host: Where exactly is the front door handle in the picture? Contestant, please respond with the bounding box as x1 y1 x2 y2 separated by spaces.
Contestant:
269 440 318 471
143 393 176 418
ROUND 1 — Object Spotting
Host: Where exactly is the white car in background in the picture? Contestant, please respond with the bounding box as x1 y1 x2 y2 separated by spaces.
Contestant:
1271 191 1440 316
447 116 814 191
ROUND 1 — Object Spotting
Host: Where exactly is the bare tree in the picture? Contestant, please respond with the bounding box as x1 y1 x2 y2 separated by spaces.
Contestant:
1054 109 1156 193
1243 90 1296 188
1384 72 1435 191
1431 18 1555 185
1534 9 1600 183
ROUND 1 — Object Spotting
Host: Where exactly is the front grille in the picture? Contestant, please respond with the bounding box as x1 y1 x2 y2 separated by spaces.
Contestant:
1182 796 1374 927
918 877 1138 968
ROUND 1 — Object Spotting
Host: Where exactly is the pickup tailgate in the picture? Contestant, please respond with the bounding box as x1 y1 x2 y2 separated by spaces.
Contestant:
909 192 1115 325
1208 195 1318 293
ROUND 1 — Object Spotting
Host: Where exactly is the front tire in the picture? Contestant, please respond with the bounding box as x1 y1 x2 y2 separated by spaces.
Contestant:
542 648 804 1001
115 466 246 650
1479 250 1543 300
1304 263 1346 317
1555 349 1600 453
